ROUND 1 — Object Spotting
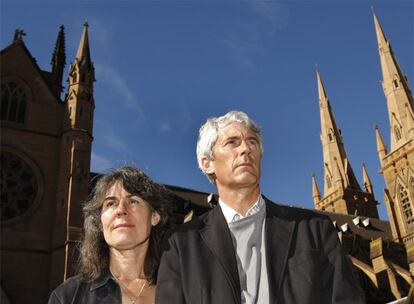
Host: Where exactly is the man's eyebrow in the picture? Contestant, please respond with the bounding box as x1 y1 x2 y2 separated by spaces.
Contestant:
224 136 239 141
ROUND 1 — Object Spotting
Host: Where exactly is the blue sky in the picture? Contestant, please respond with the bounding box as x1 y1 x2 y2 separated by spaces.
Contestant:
1 0 413 220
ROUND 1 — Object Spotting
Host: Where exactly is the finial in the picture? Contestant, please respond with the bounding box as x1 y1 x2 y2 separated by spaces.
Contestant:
60 25 65 31
84 21 89 28
371 5 376 15
374 124 379 130
13 28 26 43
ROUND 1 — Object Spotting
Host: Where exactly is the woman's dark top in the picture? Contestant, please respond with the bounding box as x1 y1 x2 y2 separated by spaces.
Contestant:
48 270 122 304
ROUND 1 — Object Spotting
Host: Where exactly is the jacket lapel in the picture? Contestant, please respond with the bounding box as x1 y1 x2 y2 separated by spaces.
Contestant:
199 205 241 304
264 199 296 304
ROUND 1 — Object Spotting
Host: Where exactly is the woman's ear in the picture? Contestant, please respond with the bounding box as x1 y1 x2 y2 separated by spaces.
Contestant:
151 212 161 226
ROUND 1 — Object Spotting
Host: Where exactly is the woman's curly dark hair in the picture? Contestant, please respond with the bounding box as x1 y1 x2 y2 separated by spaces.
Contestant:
77 166 172 283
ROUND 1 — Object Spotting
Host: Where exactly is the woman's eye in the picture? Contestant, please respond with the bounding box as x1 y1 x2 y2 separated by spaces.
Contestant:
104 201 116 208
129 199 140 206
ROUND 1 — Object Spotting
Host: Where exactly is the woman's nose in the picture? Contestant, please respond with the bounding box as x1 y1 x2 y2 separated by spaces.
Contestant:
116 200 128 216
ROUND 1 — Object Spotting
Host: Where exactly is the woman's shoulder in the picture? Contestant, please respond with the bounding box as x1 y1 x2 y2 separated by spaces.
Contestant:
48 275 88 304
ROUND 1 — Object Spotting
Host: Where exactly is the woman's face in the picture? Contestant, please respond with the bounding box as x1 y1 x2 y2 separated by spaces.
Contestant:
100 181 160 251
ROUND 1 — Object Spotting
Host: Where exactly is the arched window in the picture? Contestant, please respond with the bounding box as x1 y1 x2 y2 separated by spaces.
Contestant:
1 81 27 123
326 174 332 188
393 75 400 89
398 183 414 226
394 126 402 141
328 128 334 142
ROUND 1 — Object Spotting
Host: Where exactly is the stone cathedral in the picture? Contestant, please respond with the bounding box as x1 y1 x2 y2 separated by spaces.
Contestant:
0 13 413 304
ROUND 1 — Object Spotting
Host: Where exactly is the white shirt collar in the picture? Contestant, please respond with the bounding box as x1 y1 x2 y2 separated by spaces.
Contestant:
219 195 264 223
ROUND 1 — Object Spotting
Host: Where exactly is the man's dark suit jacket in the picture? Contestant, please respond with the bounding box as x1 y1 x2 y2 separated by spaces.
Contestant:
156 198 363 304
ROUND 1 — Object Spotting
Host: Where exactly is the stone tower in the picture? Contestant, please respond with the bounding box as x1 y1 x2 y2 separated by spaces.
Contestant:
313 70 379 218
374 10 414 265
1 24 95 303
50 22 95 287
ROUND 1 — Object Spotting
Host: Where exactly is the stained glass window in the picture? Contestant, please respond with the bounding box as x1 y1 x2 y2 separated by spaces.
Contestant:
0 152 38 222
1 81 27 123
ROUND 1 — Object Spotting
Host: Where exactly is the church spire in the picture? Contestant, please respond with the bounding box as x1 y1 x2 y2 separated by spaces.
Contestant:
362 162 374 195
373 12 414 150
51 25 66 98
375 125 388 166
66 22 95 130
317 69 361 197
312 174 321 206
76 22 91 68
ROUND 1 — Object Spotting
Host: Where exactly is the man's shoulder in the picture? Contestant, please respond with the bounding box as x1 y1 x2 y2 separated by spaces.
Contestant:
173 209 211 233
265 198 331 223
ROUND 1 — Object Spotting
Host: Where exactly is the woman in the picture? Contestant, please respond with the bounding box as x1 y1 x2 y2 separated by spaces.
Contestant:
48 166 171 303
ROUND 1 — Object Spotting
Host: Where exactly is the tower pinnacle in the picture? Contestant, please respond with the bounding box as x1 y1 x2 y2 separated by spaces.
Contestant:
76 22 91 67
51 25 66 98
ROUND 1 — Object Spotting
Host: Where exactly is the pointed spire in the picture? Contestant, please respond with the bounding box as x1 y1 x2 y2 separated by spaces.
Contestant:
312 174 321 206
373 11 414 150
375 125 388 165
362 162 374 195
51 25 66 97
317 69 361 195
373 11 389 53
317 68 328 106
76 22 91 67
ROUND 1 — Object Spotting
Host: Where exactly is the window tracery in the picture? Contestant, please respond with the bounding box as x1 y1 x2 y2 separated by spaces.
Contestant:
398 183 414 226
1 81 27 123
0 151 38 222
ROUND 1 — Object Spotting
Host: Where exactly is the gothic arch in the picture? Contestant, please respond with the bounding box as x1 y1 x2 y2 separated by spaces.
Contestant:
395 177 414 229
0 76 32 124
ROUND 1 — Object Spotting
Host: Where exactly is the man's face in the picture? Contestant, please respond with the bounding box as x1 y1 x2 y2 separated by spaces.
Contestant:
202 122 261 190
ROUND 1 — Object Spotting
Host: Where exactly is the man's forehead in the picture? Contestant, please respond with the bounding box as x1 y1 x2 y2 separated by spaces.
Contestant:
217 122 256 139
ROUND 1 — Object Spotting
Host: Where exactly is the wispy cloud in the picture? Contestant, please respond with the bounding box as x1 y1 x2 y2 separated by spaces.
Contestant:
158 121 172 133
91 152 113 173
63 14 112 59
95 62 145 119
214 31 258 69
87 16 111 52
247 1 286 33
101 125 129 152
213 1 286 69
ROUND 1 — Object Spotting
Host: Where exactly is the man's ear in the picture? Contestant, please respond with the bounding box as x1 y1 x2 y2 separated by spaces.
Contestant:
201 156 215 175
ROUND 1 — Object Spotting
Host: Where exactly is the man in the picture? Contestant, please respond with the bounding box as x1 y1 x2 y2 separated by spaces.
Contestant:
156 111 362 303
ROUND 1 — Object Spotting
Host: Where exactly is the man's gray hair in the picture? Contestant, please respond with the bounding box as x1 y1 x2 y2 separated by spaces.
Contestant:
196 110 263 183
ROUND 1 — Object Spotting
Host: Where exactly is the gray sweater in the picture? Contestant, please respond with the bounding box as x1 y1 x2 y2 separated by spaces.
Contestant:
228 204 269 304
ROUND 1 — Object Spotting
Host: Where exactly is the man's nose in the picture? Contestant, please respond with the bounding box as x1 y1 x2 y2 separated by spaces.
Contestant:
239 140 251 154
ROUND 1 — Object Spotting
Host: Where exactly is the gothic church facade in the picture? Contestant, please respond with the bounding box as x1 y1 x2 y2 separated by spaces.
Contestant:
312 12 414 302
1 12 413 304
1 24 94 303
